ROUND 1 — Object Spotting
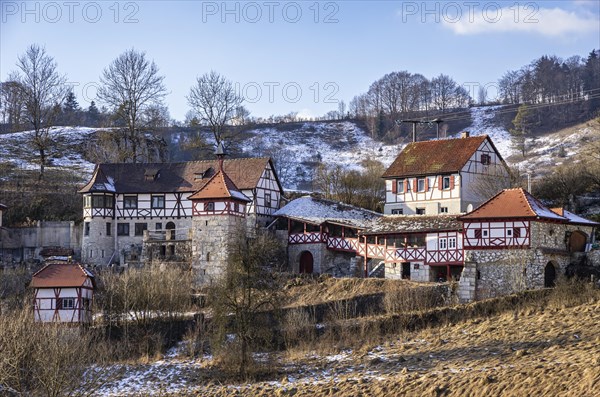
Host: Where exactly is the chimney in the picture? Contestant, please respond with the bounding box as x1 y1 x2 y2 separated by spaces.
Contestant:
215 141 226 171
461 131 470 139
412 123 417 142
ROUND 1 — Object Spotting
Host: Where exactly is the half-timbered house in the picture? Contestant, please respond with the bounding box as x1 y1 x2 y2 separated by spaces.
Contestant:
79 157 283 266
30 263 95 323
457 188 598 301
382 133 509 215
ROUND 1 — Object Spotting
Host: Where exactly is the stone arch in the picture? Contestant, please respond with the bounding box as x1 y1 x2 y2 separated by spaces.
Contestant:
544 261 558 288
166 221 176 239
299 251 314 274
568 231 587 253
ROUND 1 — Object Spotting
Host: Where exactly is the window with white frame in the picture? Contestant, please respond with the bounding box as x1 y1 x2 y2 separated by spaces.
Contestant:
59 298 75 310
391 208 403 215
416 208 426 215
440 207 448 214
439 238 447 249
448 237 457 249
417 178 426 192
265 192 272 208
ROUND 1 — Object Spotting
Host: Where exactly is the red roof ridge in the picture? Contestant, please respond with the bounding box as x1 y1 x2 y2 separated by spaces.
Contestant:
188 169 250 201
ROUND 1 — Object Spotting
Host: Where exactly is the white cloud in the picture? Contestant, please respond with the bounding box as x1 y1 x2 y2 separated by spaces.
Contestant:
443 6 598 37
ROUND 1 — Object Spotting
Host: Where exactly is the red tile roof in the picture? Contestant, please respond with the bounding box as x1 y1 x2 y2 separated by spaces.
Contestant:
459 188 567 221
30 263 94 288
188 169 251 201
382 135 492 178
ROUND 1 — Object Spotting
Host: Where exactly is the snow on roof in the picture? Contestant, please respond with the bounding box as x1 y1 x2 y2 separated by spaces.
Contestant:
551 208 600 226
274 196 382 229
362 215 462 235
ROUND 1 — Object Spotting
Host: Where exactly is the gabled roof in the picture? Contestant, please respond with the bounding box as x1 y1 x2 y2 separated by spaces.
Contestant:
551 208 600 226
188 169 251 202
382 135 494 178
362 215 461 235
30 263 95 289
274 196 382 229
79 158 282 194
459 188 567 221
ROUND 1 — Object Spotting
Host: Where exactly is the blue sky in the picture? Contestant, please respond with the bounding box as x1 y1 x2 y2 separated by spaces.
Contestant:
1 0 599 121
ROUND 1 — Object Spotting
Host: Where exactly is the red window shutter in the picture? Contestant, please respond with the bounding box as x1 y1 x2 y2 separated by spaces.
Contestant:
413 179 418 192
438 176 442 190
450 175 455 190
404 180 409 193
424 178 429 191
391 180 397 194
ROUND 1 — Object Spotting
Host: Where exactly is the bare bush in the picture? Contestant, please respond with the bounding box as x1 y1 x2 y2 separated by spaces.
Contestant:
383 283 446 314
0 307 114 396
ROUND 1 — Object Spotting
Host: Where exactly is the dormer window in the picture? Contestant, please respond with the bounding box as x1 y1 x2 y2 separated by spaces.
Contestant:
144 168 160 181
194 167 214 181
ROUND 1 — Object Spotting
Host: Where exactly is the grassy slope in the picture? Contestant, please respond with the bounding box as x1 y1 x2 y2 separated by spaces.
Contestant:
183 288 600 397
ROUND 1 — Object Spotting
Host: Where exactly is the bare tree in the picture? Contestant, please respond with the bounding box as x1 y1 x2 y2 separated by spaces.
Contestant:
0 73 26 132
13 44 67 177
97 48 167 163
187 71 244 144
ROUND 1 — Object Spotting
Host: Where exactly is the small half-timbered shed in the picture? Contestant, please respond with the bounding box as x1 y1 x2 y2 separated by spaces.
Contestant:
382 133 509 216
31 263 95 323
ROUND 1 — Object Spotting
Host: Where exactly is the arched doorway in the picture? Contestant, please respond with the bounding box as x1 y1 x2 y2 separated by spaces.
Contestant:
299 251 314 274
544 262 557 288
568 231 587 253
166 222 176 240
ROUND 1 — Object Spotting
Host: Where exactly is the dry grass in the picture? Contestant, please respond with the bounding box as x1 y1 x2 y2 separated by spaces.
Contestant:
159 281 600 397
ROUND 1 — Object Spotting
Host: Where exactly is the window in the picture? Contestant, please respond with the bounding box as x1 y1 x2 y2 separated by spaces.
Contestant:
83 195 91 208
234 202 240 213
156 222 162 230
134 223 148 236
117 223 130 236
417 178 426 192
205 202 215 211
396 179 405 193
439 238 447 249
440 207 448 214
475 229 482 239
84 222 90 236
442 176 451 190
106 222 111 236
265 193 272 208
58 298 75 310
391 208 403 215
483 230 489 237
507 229 512 237
123 196 138 209
481 154 491 165
92 195 113 208
513 227 521 238
448 237 457 249
151 195 165 209
416 208 426 215
265 169 271 179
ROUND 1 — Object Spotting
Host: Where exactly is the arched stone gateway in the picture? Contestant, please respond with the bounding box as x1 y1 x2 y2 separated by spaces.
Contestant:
568 231 587 253
166 221 176 240
299 251 314 274
544 261 557 288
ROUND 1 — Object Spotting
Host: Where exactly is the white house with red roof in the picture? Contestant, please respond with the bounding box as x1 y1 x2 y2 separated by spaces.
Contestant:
457 188 598 301
30 263 95 323
382 133 509 216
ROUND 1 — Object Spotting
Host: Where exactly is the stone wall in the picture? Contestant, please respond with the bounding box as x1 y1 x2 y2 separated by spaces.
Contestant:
191 215 246 285
385 261 429 281
287 243 358 277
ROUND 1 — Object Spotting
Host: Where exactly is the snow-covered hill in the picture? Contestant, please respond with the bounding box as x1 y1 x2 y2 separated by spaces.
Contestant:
1 107 597 190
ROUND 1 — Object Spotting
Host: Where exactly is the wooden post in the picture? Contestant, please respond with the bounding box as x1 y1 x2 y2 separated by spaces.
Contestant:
364 236 368 278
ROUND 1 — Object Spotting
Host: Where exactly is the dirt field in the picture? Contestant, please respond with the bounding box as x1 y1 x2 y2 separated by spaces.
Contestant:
182 293 600 397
